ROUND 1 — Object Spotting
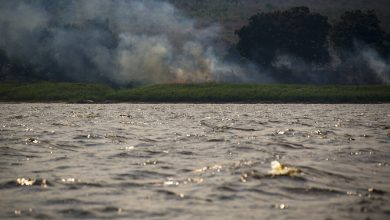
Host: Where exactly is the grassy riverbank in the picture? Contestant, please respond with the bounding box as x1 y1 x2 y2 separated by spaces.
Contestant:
0 82 114 103
1 82 389 103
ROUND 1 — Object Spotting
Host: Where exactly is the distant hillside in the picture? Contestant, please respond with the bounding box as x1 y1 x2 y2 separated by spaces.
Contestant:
169 0 390 45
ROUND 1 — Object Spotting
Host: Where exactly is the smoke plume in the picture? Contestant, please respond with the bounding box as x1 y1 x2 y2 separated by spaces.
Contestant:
0 1 389 85
0 0 257 86
269 41 390 85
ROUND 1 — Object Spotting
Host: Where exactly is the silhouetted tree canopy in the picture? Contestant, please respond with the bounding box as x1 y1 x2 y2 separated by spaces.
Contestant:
235 7 331 66
330 10 386 54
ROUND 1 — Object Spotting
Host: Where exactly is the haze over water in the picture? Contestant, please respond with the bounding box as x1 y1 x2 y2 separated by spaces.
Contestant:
0 104 389 219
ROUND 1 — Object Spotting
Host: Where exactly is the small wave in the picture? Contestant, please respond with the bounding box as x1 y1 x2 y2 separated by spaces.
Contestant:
239 170 307 182
100 206 124 212
301 166 355 182
246 187 296 198
116 182 145 188
109 152 137 158
46 198 84 205
73 134 102 140
60 209 96 218
176 150 196 156
209 194 244 201
207 138 225 142
232 145 257 152
156 189 184 199
53 143 80 151
57 178 105 189
266 142 308 150
282 187 344 196
116 170 173 180
216 184 241 192
43 156 69 162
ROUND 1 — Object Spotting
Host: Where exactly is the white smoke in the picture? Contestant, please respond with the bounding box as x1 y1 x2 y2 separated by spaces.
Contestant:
360 48 390 84
0 0 254 85
2 1 387 85
330 42 390 84
270 43 390 84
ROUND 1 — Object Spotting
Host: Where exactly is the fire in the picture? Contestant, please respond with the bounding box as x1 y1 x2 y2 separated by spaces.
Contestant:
172 68 187 84
174 78 187 84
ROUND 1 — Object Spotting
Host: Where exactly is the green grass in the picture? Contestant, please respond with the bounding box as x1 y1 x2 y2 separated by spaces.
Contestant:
107 83 390 103
0 82 389 103
0 82 114 102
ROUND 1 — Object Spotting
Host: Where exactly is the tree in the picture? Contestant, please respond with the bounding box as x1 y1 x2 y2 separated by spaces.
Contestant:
235 7 331 66
0 49 8 80
330 10 386 54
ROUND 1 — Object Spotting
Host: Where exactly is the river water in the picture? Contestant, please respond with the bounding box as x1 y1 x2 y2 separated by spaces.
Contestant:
0 104 389 219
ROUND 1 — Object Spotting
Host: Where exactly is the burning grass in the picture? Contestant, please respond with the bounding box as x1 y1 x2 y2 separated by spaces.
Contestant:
0 82 389 103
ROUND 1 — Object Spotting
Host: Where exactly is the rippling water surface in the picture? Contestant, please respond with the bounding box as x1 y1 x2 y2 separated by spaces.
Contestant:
0 104 389 219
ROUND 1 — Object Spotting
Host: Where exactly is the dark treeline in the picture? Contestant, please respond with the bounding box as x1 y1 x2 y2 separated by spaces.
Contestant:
232 7 390 84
